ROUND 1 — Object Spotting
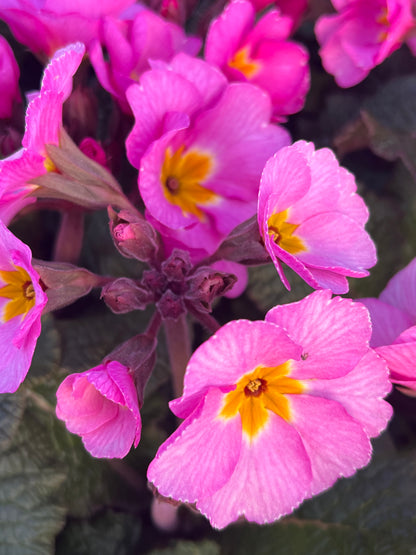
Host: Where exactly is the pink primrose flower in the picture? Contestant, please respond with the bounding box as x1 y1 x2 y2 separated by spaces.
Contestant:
89 8 201 113
0 0 138 58
0 42 85 224
315 0 414 87
56 360 141 458
0 36 21 119
205 0 310 120
257 140 376 294
147 290 392 529
360 258 416 392
0 220 47 393
250 0 308 28
126 53 290 260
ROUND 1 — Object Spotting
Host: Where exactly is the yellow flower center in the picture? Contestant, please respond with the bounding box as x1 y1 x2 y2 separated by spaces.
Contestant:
267 209 306 254
0 266 36 322
161 146 217 219
219 361 304 441
43 156 58 173
228 47 260 78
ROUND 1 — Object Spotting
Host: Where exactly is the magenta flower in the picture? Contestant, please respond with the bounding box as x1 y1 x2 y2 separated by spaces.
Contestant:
258 140 376 294
0 0 138 58
126 53 290 259
205 0 309 120
0 36 21 119
315 0 414 87
0 42 85 224
147 290 392 529
360 258 416 392
56 360 141 458
0 220 47 393
89 7 201 113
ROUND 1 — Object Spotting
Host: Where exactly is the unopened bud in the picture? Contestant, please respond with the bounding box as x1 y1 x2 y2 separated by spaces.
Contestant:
79 137 108 168
156 289 185 320
109 207 159 263
101 278 150 314
186 267 237 312
161 249 192 282
33 260 103 312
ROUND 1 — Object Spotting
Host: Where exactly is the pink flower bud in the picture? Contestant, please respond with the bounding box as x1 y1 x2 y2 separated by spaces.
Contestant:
56 360 141 459
109 207 160 263
101 278 150 314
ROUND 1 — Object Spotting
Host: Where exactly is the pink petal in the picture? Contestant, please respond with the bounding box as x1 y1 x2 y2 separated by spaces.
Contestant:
289 394 372 495
306 349 392 438
148 388 242 502
197 411 312 528
266 291 372 379
172 319 301 418
359 297 412 347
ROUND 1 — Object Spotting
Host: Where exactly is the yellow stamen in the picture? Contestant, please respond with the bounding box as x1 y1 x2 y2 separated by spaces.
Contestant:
0 266 36 322
220 362 304 441
228 47 260 79
43 156 58 173
267 209 306 254
160 146 217 219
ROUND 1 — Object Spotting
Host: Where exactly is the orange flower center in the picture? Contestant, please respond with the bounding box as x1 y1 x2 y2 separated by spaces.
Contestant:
219 361 304 441
267 209 306 254
161 146 217 219
228 47 260 78
0 266 36 322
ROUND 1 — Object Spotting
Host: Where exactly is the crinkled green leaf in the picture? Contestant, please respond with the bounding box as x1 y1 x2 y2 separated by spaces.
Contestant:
55 305 153 371
297 441 416 546
29 314 61 379
149 540 220 555
246 263 313 313
56 510 141 555
0 391 25 450
218 521 369 555
0 404 66 555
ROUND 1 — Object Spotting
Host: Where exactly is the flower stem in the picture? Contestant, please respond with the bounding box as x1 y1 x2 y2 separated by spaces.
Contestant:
164 314 191 397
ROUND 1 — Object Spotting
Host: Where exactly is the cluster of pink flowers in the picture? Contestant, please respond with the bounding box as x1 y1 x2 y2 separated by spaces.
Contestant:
0 0 414 532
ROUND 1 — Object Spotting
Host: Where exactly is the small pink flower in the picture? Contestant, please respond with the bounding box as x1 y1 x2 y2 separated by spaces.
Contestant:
205 0 309 119
315 0 414 87
0 36 21 119
89 7 201 112
0 220 47 393
0 0 138 58
258 140 376 294
0 42 85 224
126 53 290 259
147 290 392 529
360 258 416 392
56 360 141 458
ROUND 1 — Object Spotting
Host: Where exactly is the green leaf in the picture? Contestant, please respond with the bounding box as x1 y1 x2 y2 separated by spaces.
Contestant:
0 391 26 450
55 304 153 372
56 510 141 555
247 263 313 313
149 540 220 555
0 404 66 555
217 521 369 555
29 314 61 379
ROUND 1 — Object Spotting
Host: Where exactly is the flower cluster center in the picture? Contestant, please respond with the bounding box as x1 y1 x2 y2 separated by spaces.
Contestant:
0 266 36 322
161 146 217 219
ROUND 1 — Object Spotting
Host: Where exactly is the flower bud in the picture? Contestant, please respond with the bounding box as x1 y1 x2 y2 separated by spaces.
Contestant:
156 290 185 320
79 137 108 168
101 278 150 314
186 267 237 313
161 249 192 283
32 260 103 312
109 207 160 263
